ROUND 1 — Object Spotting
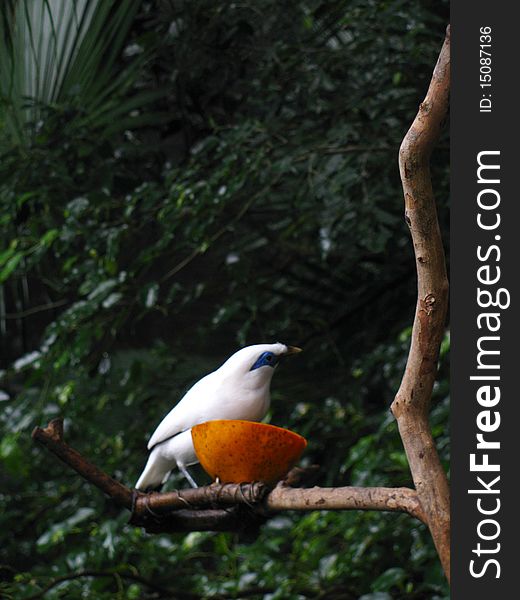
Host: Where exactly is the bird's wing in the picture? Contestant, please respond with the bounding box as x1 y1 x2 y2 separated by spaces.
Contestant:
147 372 219 449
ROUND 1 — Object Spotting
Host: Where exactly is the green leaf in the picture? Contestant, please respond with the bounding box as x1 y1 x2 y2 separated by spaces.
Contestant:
0 252 23 282
36 508 96 551
0 246 15 267
372 567 407 592
0 433 28 476
40 228 59 246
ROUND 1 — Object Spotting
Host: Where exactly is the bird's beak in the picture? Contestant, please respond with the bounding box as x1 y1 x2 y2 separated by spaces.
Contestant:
284 345 302 356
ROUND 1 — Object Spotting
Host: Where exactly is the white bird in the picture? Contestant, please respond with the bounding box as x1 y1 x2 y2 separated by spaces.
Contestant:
135 342 301 490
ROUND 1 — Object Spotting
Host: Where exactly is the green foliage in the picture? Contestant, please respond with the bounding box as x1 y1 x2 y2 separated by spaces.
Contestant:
0 1 449 598
0 0 168 149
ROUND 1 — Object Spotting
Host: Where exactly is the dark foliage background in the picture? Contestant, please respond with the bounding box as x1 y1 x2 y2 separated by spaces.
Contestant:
0 1 449 598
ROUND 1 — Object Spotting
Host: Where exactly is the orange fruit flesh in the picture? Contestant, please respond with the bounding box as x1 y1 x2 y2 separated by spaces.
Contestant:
191 420 307 485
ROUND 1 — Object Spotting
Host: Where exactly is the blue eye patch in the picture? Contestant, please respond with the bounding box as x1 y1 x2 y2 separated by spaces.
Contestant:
250 351 279 371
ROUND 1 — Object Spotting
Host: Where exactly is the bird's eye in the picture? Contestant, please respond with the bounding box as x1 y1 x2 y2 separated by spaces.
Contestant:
265 354 273 362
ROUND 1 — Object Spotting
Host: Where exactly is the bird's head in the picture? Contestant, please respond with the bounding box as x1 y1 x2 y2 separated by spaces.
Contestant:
220 343 302 383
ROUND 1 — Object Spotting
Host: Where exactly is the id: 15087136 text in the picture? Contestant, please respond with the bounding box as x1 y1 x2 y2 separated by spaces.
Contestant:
479 26 492 113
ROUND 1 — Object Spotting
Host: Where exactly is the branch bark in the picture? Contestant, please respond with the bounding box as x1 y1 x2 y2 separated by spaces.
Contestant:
266 485 425 522
390 26 451 581
32 418 425 532
31 418 133 510
24 569 201 600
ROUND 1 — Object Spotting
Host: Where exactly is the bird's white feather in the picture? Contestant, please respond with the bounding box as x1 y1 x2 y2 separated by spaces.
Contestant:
146 372 220 449
147 343 287 449
135 342 290 490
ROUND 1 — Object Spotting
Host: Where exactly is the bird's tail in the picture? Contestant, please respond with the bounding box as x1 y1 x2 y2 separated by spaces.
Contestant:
135 449 171 491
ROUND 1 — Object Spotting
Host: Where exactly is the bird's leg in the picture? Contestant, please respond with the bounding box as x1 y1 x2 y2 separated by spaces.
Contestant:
178 464 198 488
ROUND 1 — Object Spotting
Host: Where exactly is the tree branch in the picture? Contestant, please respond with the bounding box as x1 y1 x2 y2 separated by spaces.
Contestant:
32 418 425 533
23 569 201 600
266 485 425 522
390 26 451 581
31 419 133 510
23 568 310 600
4 298 68 319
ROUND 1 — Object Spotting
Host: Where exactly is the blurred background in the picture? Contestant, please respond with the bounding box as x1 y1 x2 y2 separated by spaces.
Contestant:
0 1 450 598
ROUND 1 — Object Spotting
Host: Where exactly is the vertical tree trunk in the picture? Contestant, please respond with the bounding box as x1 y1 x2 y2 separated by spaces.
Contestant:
390 26 451 582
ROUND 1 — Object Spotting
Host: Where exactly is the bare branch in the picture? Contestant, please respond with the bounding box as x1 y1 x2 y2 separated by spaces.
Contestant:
31 419 133 510
266 485 426 523
23 569 201 600
32 418 425 532
4 298 68 319
23 569 306 600
390 26 451 581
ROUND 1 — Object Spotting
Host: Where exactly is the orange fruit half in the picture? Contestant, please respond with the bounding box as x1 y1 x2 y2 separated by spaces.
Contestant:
191 420 307 485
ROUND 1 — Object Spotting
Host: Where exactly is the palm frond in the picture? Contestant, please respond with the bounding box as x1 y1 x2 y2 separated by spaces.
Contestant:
0 0 167 148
